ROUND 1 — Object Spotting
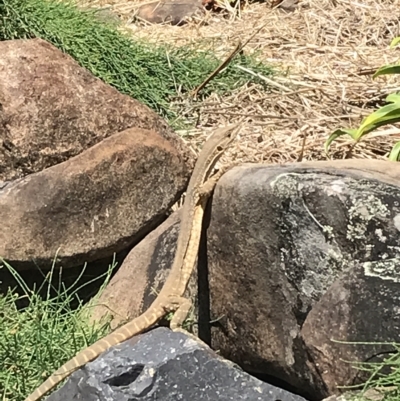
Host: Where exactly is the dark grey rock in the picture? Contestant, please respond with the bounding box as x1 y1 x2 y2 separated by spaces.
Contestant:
302 259 400 394
206 161 400 399
46 328 309 401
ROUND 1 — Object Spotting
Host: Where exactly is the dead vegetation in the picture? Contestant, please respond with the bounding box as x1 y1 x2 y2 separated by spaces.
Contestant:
79 0 400 166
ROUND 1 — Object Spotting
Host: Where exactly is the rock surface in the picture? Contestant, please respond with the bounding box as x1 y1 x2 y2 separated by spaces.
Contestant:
302 260 400 394
46 327 309 401
90 210 200 329
0 128 189 270
136 0 204 25
0 38 194 270
205 160 400 399
0 38 191 182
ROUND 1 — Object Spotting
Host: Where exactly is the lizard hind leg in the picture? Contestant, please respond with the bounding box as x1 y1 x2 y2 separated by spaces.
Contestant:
167 296 209 346
168 297 211 348
167 295 192 330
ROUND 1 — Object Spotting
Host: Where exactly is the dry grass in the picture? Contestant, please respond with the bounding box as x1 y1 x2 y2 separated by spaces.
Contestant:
79 0 400 166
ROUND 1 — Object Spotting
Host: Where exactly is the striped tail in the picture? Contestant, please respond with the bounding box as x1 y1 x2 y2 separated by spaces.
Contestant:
24 307 164 401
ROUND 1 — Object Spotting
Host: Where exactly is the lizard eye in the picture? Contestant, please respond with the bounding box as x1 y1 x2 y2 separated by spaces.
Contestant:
216 145 223 151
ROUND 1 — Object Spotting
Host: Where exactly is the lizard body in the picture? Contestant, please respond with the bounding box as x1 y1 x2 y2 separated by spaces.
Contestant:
24 123 240 401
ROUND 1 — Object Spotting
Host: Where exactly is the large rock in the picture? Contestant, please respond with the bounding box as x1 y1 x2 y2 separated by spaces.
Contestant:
90 206 202 336
90 210 197 329
45 327 309 401
205 160 400 399
0 38 190 182
0 128 189 270
0 38 193 270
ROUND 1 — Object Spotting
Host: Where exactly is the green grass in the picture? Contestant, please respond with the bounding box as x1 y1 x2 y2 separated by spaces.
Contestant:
340 342 400 401
0 260 115 401
0 0 273 127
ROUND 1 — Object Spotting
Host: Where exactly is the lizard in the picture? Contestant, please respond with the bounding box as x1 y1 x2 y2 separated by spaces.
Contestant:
24 123 241 401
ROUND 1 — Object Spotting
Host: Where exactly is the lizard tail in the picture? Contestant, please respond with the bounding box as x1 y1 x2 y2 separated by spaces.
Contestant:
24 307 163 401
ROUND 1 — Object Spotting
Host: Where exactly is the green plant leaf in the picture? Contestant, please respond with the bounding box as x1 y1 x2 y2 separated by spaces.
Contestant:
356 103 400 138
385 93 400 104
373 64 400 78
324 128 358 153
389 141 400 161
390 37 400 48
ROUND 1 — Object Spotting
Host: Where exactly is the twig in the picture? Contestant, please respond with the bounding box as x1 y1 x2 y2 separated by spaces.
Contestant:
190 40 242 98
190 21 268 98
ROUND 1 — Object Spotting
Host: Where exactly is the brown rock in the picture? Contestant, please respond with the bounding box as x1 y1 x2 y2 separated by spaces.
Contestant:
91 211 179 327
90 208 199 330
0 127 190 270
136 0 204 25
0 38 191 182
205 160 400 399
